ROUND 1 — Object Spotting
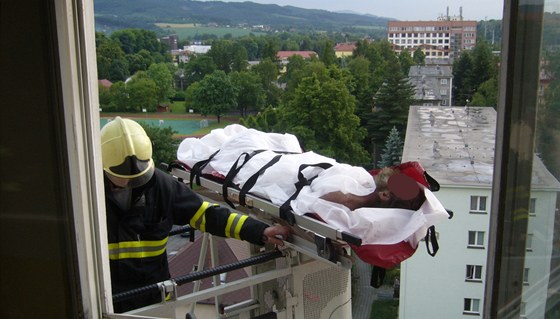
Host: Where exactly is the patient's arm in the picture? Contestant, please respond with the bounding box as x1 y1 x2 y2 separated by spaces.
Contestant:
320 191 386 210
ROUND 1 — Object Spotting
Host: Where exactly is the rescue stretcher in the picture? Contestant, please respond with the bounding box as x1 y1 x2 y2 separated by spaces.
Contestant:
164 160 359 269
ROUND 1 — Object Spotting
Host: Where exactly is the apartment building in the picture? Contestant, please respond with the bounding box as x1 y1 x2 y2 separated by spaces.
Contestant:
399 106 560 318
408 64 453 106
388 15 477 59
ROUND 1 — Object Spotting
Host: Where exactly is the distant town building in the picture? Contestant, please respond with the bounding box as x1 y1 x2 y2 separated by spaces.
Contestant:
276 51 317 62
160 34 178 51
334 42 356 58
399 105 560 318
408 64 453 106
387 8 477 60
184 45 212 55
170 45 212 64
276 51 318 72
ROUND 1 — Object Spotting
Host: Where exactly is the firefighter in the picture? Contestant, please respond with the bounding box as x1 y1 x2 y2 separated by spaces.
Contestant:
101 116 290 313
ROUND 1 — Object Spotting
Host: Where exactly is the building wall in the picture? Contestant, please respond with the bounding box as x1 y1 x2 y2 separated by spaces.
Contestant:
399 185 557 318
400 186 491 318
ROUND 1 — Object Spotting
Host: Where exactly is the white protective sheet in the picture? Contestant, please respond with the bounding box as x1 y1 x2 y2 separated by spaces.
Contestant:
177 124 449 247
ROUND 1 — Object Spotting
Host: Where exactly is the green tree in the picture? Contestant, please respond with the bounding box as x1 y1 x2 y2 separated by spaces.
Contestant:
398 49 414 75
319 39 337 67
108 81 129 112
251 58 282 106
240 106 283 132
127 73 159 112
283 73 369 165
413 47 426 65
453 40 498 106
138 122 179 168
98 85 112 111
231 43 249 72
368 62 415 166
470 77 498 107
127 49 153 74
230 71 265 117
378 126 404 168
346 56 373 123
147 63 174 104
453 51 475 105
471 39 497 89
238 36 259 60
207 39 233 73
184 55 217 87
262 37 280 61
110 28 166 55
96 33 129 81
190 70 238 122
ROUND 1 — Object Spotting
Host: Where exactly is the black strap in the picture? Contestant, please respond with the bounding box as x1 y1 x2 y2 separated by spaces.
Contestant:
425 225 439 256
279 162 333 225
238 154 283 207
221 151 264 208
370 266 386 288
424 171 440 191
189 150 220 188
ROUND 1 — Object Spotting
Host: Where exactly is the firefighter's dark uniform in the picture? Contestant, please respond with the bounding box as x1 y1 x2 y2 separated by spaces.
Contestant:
105 169 268 313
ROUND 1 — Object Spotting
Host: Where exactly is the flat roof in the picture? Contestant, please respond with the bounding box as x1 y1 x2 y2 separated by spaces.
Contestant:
402 105 560 190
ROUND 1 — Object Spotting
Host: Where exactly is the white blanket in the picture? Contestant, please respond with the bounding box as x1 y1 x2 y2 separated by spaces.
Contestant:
177 124 449 247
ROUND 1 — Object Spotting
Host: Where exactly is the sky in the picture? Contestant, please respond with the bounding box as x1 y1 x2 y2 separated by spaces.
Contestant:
199 0 506 21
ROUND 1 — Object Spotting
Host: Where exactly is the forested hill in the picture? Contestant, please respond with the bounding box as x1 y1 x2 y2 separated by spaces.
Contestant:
94 0 391 33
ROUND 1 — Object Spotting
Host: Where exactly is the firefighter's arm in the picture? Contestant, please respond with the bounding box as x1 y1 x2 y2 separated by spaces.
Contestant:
202 204 290 246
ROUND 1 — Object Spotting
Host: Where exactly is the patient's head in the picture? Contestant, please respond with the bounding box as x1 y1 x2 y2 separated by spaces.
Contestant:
371 167 424 210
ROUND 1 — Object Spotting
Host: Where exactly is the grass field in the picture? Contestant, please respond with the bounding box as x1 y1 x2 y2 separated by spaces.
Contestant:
155 23 266 39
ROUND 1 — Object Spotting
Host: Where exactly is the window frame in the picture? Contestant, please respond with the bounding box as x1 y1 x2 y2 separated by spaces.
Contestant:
470 195 488 213
464 298 481 315
466 264 484 282
468 231 486 248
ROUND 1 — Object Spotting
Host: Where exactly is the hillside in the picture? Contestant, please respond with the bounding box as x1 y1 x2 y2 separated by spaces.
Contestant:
94 0 391 33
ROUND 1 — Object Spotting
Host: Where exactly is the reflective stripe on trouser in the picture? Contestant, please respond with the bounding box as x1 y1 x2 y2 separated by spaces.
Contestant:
108 237 168 260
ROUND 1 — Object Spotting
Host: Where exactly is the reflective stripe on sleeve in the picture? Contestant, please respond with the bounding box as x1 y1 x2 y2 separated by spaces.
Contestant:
189 201 211 232
108 237 168 260
225 213 248 240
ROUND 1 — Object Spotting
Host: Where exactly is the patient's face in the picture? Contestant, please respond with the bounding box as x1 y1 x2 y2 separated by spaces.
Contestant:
375 173 424 210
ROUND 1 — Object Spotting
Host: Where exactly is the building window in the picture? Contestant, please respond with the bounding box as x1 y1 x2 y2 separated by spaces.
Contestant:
440 78 448 85
526 233 533 251
440 89 448 95
464 298 481 314
470 196 488 213
523 268 530 285
466 265 483 282
521 302 526 317
529 198 536 216
468 231 485 248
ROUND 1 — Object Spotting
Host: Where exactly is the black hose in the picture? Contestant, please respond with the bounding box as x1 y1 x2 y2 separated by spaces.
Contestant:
113 249 284 302
169 225 192 236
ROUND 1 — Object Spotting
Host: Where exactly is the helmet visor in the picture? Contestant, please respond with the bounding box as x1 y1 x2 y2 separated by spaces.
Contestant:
105 156 155 188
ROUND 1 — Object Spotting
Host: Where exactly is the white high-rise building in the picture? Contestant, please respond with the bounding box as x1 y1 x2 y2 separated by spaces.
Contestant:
387 15 477 60
399 106 559 318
